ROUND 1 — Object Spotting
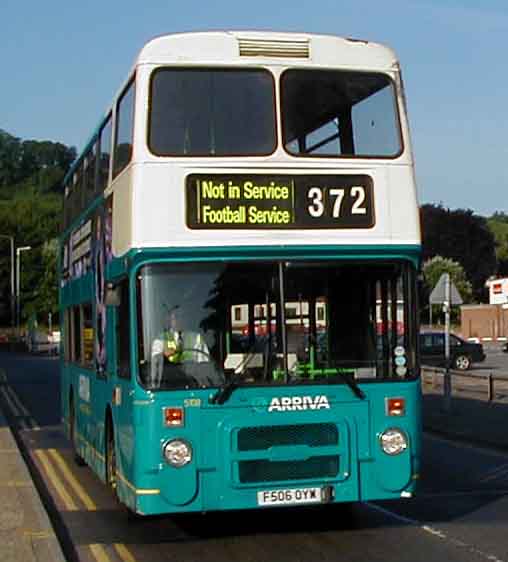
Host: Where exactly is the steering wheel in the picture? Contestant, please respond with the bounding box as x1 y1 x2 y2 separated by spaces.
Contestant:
182 348 211 360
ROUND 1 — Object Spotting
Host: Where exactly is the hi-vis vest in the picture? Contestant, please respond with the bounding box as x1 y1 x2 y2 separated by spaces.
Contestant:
164 330 183 363
163 330 207 363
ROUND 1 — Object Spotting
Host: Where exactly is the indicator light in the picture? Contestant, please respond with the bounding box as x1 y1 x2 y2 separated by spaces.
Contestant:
386 397 405 416
163 407 184 427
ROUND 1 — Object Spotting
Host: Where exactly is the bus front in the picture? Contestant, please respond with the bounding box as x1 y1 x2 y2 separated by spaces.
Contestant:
119 32 421 515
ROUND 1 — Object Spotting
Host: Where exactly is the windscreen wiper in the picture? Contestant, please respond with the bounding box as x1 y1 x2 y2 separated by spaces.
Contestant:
210 372 243 405
209 352 253 405
323 371 366 400
211 336 273 405
342 372 366 399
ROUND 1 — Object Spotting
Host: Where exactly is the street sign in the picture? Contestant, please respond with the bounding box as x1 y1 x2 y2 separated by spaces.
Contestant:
428 272 463 414
429 273 463 305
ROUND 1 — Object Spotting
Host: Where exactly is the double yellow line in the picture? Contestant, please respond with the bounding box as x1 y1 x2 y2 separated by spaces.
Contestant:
35 449 92 511
36 447 137 562
91 543 137 562
0 370 137 562
0 383 39 429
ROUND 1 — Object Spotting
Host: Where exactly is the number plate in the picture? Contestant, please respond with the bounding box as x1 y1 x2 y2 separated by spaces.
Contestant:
186 174 374 229
257 487 323 506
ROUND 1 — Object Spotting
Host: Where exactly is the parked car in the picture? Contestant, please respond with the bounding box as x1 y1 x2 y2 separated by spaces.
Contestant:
419 331 486 370
28 330 60 355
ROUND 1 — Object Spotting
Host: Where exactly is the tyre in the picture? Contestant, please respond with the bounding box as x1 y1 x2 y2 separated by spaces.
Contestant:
453 354 471 370
106 417 118 495
69 396 86 466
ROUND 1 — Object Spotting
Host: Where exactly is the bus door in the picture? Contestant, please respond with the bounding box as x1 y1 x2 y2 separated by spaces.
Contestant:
111 279 134 485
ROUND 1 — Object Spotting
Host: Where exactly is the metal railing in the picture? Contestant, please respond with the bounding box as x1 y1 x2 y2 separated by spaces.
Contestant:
422 367 508 403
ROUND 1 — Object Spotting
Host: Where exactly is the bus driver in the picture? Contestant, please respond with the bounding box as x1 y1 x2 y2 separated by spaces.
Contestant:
150 306 210 388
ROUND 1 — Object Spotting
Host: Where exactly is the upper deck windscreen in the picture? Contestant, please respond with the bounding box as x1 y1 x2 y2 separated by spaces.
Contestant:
148 68 276 156
281 69 401 158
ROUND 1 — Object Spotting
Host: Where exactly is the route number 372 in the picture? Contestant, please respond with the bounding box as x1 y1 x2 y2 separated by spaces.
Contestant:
307 186 367 218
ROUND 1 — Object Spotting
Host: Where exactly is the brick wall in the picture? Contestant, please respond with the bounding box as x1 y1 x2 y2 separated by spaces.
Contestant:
461 305 508 340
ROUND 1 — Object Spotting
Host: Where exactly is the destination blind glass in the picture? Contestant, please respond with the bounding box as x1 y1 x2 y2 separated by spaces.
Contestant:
186 174 374 229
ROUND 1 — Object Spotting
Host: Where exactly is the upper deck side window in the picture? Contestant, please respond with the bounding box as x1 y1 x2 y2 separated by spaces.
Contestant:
83 142 98 204
99 115 113 191
148 68 276 157
62 112 113 232
114 78 136 177
281 69 402 158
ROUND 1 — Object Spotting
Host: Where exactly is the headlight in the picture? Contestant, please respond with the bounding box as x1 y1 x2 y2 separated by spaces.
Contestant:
163 439 192 467
380 428 408 456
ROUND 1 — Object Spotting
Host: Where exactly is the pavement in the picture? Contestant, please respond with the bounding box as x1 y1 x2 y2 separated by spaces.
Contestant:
0 372 66 562
422 378 508 449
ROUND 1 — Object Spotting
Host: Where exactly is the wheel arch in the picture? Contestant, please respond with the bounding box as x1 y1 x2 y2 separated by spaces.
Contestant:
68 385 75 432
105 404 115 448
104 404 115 482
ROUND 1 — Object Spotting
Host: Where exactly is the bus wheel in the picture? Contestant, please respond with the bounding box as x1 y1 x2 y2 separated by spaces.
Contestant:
69 396 85 467
106 419 117 495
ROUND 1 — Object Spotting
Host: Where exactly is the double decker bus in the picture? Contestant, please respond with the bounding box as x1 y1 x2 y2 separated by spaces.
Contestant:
60 31 421 516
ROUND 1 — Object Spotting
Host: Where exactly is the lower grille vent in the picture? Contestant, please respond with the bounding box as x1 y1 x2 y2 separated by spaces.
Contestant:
238 423 338 451
239 455 339 483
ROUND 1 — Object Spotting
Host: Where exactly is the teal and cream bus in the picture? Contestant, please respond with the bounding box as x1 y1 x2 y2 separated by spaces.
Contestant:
60 31 421 516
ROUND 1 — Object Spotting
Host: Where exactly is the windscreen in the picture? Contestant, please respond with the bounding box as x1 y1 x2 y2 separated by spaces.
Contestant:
148 68 276 156
137 261 417 390
281 69 401 157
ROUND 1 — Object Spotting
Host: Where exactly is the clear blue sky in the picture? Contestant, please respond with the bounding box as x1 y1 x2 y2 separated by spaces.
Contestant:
1 0 506 216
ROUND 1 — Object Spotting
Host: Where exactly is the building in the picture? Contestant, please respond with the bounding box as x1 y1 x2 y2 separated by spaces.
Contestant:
460 278 508 342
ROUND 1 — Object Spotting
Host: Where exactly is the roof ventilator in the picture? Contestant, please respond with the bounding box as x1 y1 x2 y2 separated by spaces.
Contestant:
238 38 310 59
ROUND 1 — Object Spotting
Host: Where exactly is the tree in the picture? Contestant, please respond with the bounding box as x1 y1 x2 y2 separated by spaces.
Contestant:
488 213 508 276
0 129 22 188
0 129 75 325
423 256 473 301
0 194 63 323
0 129 76 197
24 239 59 325
421 204 497 301
423 255 472 324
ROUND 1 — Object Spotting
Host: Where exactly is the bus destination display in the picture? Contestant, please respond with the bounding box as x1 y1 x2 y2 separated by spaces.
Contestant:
186 174 374 229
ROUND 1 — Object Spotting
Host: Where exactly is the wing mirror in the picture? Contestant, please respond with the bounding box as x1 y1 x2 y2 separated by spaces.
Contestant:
105 284 121 306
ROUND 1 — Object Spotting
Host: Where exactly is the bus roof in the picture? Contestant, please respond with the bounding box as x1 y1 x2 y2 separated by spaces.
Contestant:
63 31 400 187
137 31 398 70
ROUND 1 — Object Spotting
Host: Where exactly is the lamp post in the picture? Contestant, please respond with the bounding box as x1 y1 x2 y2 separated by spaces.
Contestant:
16 246 31 334
0 235 15 328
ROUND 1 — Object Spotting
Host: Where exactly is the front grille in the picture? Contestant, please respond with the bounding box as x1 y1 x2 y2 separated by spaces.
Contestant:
239 455 339 483
236 423 340 484
238 423 338 451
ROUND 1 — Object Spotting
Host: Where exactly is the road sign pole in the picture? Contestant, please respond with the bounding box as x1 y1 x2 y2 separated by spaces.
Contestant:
443 273 452 412
429 271 463 414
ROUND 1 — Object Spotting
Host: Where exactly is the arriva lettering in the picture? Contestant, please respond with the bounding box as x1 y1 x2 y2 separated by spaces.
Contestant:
268 395 330 412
